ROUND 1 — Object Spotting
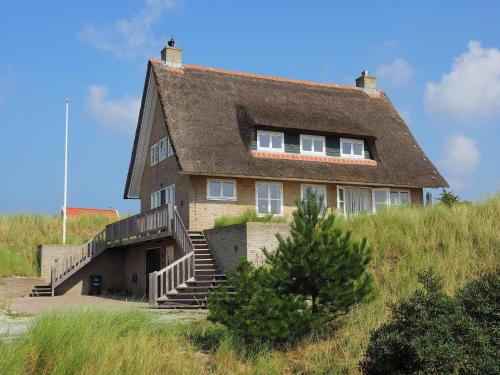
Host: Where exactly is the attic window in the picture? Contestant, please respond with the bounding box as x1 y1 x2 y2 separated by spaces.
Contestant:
300 135 325 155
159 136 174 161
257 130 284 153
340 138 365 159
150 144 159 166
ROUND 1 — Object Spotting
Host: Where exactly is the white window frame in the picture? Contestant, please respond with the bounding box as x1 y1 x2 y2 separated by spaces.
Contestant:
372 188 390 213
150 143 159 166
336 185 372 216
207 179 237 201
167 136 174 157
256 130 285 153
340 138 365 159
159 137 167 161
389 190 411 206
255 182 284 216
301 184 327 208
300 134 326 156
150 184 175 209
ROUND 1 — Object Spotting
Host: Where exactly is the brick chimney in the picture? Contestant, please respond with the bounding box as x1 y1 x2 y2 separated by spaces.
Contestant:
161 36 183 68
355 70 377 91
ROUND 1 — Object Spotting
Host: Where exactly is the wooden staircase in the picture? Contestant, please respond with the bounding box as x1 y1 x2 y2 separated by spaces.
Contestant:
29 284 52 297
153 231 230 309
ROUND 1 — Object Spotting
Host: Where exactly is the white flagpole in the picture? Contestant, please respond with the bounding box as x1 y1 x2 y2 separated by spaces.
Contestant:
63 99 69 244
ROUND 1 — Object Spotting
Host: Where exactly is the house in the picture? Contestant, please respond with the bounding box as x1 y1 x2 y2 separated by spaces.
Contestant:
36 39 447 307
65 207 119 218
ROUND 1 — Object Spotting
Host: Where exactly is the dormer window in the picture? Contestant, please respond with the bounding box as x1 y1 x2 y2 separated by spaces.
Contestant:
300 134 325 155
257 130 284 153
340 138 365 159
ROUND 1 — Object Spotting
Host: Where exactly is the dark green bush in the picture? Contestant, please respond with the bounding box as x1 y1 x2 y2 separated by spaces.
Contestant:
456 267 499 347
207 191 373 346
360 269 499 375
207 259 316 346
437 189 460 207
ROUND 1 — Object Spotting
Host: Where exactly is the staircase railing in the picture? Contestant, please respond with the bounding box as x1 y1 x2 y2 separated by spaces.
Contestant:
149 251 195 306
173 208 193 255
51 229 107 290
50 204 174 293
149 207 195 305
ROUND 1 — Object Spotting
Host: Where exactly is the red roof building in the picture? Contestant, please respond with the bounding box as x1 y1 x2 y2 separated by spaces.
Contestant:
65 207 119 218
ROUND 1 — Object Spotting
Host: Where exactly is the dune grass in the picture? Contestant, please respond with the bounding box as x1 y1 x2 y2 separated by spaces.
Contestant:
214 209 287 228
0 214 119 277
0 197 498 374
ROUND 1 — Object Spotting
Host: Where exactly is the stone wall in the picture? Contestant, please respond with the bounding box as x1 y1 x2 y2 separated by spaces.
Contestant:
39 244 82 282
0 277 45 299
204 222 290 273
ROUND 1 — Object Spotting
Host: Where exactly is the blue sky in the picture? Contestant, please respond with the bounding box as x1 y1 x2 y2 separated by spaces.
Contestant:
0 1 499 214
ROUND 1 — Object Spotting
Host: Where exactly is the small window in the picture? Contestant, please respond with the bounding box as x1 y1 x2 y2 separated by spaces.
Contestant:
257 131 284 153
390 191 410 205
301 185 327 209
159 137 167 161
150 185 175 209
340 138 365 159
256 182 283 216
150 143 159 166
207 180 236 201
372 189 389 213
300 135 325 155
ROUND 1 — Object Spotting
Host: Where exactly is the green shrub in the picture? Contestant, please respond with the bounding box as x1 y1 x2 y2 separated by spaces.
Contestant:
207 259 317 346
264 191 373 318
437 189 460 207
208 191 373 347
214 209 287 228
456 267 499 346
360 269 498 375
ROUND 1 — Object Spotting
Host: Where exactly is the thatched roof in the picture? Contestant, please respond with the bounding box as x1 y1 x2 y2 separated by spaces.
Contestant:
124 61 447 198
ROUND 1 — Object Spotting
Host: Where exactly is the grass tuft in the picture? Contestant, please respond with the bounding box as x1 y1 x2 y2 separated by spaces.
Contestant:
0 214 119 277
214 209 287 228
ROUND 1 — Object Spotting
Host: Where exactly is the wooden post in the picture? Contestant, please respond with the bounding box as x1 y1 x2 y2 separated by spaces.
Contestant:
51 267 55 297
149 271 158 306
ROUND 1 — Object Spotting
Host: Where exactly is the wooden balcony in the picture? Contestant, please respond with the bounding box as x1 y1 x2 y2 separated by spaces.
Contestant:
106 204 174 248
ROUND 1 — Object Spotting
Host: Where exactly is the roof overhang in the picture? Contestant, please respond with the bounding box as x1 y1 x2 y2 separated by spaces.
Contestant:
124 64 159 199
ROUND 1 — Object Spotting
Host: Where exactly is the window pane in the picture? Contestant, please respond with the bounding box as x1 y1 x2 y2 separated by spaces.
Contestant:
400 192 409 204
316 187 325 200
374 190 388 204
208 181 221 198
222 182 235 199
353 142 363 156
258 199 268 214
271 135 282 149
270 199 281 214
313 139 324 153
160 190 166 205
270 185 281 200
257 184 268 199
339 188 344 202
342 142 352 155
302 138 312 151
390 191 399 205
259 134 270 148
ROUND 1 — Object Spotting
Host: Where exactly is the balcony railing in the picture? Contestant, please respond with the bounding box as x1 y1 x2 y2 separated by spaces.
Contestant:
51 204 175 291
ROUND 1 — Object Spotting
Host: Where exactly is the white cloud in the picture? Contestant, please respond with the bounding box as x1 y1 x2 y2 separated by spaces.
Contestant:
425 41 500 122
438 135 480 191
78 0 182 59
376 58 414 87
86 85 140 134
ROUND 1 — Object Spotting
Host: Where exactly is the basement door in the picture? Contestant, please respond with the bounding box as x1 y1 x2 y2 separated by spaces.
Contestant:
145 248 162 293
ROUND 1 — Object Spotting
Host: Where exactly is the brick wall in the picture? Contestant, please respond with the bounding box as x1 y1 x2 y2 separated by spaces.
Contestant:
0 277 45 299
139 103 190 225
39 244 82 282
204 222 290 273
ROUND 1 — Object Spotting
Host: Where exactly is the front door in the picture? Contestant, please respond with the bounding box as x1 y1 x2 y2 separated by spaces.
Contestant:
145 248 162 293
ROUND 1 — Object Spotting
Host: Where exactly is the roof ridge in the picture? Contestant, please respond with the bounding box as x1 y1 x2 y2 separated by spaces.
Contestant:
150 59 379 93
